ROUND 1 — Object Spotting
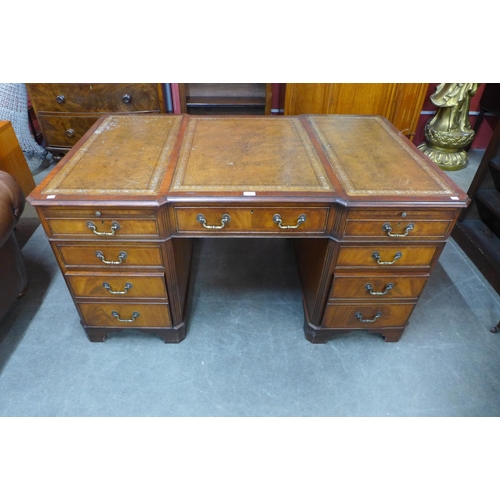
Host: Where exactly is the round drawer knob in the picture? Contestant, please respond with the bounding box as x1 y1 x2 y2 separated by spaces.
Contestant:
56 95 65 104
65 129 75 138
122 94 132 104
95 211 102 217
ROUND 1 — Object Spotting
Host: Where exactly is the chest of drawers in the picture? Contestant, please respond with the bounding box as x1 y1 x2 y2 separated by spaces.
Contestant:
28 114 468 344
26 84 165 160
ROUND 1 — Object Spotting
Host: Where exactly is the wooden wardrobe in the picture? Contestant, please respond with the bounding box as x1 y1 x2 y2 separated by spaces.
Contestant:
284 83 427 141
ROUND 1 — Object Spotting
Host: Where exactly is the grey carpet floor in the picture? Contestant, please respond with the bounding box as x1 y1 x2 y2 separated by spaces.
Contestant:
1 221 500 416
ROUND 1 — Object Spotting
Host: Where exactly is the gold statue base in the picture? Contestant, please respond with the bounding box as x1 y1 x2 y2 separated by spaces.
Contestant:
418 124 475 171
417 144 469 171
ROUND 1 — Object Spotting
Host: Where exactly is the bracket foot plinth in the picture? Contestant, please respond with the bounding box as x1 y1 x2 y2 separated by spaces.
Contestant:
303 317 405 344
82 322 187 343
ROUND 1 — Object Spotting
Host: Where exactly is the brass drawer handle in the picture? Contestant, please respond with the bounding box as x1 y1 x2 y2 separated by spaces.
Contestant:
273 213 306 229
355 311 382 323
56 95 65 104
95 250 127 265
365 283 394 295
196 213 230 229
122 93 132 104
103 282 132 294
87 220 120 236
372 251 402 265
112 311 139 322
65 128 75 138
382 222 414 237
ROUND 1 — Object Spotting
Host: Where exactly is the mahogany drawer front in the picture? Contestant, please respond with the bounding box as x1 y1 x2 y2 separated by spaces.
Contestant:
46 217 159 238
346 208 458 220
28 84 162 113
66 273 168 300
79 302 171 328
41 207 157 218
329 275 428 300
56 244 163 268
336 245 439 268
175 207 329 234
38 114 100 147
343 220 452 239
323 303 415 329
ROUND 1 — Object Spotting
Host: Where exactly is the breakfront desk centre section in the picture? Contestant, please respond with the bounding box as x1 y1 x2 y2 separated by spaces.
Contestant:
28 114 469 344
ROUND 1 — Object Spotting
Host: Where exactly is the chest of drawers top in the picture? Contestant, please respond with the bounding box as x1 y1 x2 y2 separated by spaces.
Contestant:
28 113 469 209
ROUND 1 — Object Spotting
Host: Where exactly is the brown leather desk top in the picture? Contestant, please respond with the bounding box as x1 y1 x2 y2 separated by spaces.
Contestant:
29 114 468 207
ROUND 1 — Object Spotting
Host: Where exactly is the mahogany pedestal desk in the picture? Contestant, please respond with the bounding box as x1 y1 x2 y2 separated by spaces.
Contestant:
28 114 469 343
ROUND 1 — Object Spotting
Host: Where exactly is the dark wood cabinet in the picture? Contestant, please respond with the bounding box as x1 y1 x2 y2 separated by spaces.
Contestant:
453 118 500 297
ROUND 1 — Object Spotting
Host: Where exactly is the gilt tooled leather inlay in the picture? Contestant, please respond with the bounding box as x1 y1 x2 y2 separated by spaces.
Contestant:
307 115 454 196
42 115 182 195
170 116 333 193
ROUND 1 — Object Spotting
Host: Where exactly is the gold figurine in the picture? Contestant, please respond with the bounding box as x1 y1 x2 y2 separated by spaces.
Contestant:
418 83 479 170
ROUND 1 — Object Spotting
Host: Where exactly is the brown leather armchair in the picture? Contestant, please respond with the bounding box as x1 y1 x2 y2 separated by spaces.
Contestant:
0 170 28 322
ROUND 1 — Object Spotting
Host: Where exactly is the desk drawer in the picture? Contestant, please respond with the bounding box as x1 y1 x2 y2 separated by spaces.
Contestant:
46 217 159 238
323 303 415 329
343 208 457 239
346 209 457 220
28 84 162 113
175 207 328 234
66 273 168 300
329 275 428 300
336 245 439 268
56 243 163 268
79 302 171 328
344 220 452 239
